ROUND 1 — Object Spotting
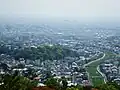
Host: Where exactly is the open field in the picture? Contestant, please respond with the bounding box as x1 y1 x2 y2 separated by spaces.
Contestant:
86 52 116 86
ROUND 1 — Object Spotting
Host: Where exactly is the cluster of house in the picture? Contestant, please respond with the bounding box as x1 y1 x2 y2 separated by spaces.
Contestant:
51 58 91 86
0 24 120 87
0 52 92 86
100 58 120 84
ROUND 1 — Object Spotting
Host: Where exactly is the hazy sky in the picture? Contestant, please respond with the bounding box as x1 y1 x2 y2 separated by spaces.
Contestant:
0 0 120 20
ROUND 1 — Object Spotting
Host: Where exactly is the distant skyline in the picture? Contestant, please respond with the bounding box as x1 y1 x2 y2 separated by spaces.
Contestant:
0 0 120 21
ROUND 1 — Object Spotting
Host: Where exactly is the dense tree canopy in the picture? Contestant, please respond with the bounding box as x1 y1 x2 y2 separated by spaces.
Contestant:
0 75 38 90
45 77 60 90
0 44 79 61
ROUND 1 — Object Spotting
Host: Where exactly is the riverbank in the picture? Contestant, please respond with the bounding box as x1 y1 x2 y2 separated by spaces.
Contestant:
83 53 105 68
85 52 116 86
85 53 106 86
97 65 107 83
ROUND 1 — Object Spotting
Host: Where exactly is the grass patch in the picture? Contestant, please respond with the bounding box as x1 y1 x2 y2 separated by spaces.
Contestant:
92 77 104 86
86 52 116 86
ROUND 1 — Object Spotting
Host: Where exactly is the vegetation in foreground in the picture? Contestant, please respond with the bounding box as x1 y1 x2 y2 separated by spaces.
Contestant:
0 75 120 90
0 74 38 90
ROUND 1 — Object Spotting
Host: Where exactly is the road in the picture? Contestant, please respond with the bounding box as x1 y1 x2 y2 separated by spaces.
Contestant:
83 53 106 68
97 65 107 83
83 53 106 85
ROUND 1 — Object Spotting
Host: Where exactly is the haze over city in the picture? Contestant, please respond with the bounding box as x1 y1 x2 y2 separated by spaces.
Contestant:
0 0 120 22
0 0 120 90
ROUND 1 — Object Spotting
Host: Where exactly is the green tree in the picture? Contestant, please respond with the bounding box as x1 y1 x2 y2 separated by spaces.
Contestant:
45 77 60 90
61 77 68 90
0 75 37 90
98 84 118 90
66 87 79 90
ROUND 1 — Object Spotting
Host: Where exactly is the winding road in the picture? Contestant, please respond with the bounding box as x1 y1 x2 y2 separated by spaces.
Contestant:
83 53 106 85
83 53 106 68
97 65 107 83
